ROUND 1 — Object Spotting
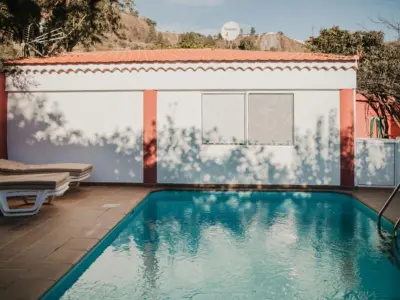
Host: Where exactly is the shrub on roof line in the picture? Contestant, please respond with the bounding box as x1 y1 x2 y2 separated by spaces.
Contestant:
239 37 257 50
178 32 216 49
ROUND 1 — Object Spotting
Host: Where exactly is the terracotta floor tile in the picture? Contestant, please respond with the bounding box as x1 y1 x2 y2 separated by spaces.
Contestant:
106 204 135 215
21 263 72 281
0 269 26 289
76 226 110 240
45 248 87 264
97 210 126 224
0 257 39 270
66 217 100 229
11 234 73 263
8 245 57 264
63 238 99 251
1 279 55 300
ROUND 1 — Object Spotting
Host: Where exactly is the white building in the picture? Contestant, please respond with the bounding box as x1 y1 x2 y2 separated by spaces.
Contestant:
1 49 358 187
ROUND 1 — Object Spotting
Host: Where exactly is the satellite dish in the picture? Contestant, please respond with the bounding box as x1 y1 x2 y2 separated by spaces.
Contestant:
221 21 241 41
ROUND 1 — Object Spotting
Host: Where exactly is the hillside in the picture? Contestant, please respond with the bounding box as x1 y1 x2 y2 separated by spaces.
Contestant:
3 13 305 59
79 13 305 52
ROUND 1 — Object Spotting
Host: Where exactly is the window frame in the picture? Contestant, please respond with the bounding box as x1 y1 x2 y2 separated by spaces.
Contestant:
201 92 247 145
246 92 295 146
201 91 295 146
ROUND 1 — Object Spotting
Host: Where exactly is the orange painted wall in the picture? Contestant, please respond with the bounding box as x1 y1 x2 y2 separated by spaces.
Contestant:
340 89 355 188
143 90 157 184
356 93 400 138
0 73 7 159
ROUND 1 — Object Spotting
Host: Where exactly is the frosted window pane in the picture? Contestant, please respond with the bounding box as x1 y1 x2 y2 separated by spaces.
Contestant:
248 94 294 145
202 94 245 144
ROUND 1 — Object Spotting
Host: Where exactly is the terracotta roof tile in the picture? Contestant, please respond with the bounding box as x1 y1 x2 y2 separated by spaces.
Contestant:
8 49 358 66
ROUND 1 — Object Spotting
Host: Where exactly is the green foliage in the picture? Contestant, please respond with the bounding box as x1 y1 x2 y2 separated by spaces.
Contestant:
0 0 133 57
239 36 257 50
120 0 136 13
306 26 400 137
153 32 169 49
146 26 157 43
305 26 384 56
217 33 222 40
145 17 157 28
250 26 256 35
178 32 212 49
203 35 216 47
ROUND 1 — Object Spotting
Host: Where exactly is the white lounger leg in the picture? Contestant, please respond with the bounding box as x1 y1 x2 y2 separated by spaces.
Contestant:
23 195 56 204
70 173 90 188
0 191 47 217
0 183 68 217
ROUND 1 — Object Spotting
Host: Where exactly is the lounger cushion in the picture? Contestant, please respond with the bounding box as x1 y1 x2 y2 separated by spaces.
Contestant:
0 159 92 177
0 173 70 190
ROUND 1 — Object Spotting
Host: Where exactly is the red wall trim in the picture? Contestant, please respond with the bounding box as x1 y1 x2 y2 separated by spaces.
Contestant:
0 73 7 159
143 90 157 184
340 89 355 188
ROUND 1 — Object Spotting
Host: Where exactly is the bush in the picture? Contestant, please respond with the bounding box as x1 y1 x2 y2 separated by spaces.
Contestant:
239 37 257 50
204 35 216 47
178 32 205 48
145 18 157 28
154 33 170 49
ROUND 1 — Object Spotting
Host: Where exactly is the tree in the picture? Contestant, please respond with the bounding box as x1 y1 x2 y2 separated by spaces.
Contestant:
373 16 400 41
121 0 136 14
238 36 257 50
0 0 135 56
178 32 205 49
154 32 169 49
305 26 400 138
250 26 256 35
203 35 216 48
146 26 157 43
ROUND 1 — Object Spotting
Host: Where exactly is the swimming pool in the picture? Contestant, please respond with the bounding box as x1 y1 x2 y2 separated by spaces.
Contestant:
43 191 400 299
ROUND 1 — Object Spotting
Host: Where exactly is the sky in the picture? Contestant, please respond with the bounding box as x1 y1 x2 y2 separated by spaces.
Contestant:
135 0 400 41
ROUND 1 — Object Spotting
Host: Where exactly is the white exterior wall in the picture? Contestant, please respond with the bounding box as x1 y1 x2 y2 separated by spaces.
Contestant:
157 90 341 185
7 91 143 183
6 61 356 185
355 138 400 187
6 62 356 92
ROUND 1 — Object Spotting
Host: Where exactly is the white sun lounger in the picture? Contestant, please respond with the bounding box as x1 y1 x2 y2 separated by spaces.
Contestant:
0 173 70 217
0 159 92 186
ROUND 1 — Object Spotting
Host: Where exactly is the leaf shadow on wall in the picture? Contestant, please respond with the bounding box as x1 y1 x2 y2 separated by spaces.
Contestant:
7 94 394 188
157 109 341 185
7 93 144 182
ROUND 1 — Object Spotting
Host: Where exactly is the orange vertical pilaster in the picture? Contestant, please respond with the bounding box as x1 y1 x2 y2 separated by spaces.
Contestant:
143 90 157 184
340 89 355 188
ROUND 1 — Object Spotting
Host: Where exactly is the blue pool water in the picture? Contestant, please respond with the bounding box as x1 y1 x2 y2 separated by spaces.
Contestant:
43 191 400 300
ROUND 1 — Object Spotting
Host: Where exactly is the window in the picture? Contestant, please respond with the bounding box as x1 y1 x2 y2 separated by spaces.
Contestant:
248 94 294 145
202 93 245 145
201 93 294 146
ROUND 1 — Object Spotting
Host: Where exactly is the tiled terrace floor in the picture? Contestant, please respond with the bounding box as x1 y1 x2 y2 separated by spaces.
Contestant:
0 186 398 300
